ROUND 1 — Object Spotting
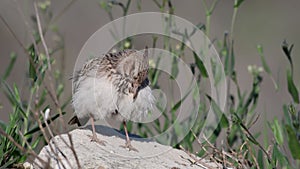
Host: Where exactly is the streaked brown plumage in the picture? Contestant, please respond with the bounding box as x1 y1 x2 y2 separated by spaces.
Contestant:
69 47 154 151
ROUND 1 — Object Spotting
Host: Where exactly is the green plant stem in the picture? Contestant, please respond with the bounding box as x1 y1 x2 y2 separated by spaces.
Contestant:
206 14 211 37
124 0 131 15
230 2 238 42
226 0 239 112
122 0 132 46
202 0 219 37
152 0 162 9
22 87 35 147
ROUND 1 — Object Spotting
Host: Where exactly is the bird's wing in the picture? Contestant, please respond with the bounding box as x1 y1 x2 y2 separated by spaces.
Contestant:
72 50 136 93
72 57 102 93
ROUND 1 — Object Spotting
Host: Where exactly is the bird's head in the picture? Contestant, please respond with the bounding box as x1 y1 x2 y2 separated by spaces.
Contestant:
118 47 149 84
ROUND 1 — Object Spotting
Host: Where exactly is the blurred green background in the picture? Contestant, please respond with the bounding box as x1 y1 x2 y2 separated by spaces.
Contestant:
1 1 300 168
1 0 299 133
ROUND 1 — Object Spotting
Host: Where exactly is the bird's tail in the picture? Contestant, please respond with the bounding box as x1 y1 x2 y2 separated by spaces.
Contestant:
68 116 82 126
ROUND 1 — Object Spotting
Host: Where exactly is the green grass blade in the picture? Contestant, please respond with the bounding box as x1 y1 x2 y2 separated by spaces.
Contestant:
285 125 300 159
257 45 278 90
193 51 208 77
3 52 17 80
257 149 264 169
287 69 299 103
282 40 294 73
271 118 284 145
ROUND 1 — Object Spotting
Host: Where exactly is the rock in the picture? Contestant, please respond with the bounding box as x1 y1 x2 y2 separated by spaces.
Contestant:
34 125 219 169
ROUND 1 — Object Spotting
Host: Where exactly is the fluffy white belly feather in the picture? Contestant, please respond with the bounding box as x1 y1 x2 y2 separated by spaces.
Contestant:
72 76 154 123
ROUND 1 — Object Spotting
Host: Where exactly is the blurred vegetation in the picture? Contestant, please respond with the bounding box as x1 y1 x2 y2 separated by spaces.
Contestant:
0 0 70 168
0 0 300 168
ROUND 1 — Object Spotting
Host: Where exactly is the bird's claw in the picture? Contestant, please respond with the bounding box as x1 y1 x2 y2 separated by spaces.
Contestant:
88 135 106 146
120 142 139 152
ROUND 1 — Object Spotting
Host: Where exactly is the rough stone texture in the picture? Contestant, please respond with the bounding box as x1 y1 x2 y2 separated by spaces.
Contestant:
34 125 219 169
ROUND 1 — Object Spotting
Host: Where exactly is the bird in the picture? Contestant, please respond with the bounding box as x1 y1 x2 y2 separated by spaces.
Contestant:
68 47 154 151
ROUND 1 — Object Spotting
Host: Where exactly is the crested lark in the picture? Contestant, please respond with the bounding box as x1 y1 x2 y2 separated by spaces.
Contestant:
68 47 154 151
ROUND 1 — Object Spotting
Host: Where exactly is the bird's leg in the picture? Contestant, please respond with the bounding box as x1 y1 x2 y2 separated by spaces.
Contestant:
120 121 138 152
88 115 106 145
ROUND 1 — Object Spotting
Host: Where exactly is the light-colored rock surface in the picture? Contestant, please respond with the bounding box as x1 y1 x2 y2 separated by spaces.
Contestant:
34 125 219 169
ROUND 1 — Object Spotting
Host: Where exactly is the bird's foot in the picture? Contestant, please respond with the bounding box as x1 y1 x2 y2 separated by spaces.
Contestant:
88 135 106 146
120 141 139 152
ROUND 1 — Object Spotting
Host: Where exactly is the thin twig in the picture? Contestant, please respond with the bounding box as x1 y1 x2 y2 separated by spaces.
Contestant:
46 115 81 169
0 14 26 52
179 145 215 169
248 114 260 129
193 131 247 168
191 130 210 155
201 136 225 167
247 142 260 169
34 1 51 70
0 13 37 70
32 111 66 169
239 121 272 164
42 111 74 168
68 134 81 169
191 130 222 166
33 4 75 168
221 142 226 169
18 131 45 169
50 0 77 25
